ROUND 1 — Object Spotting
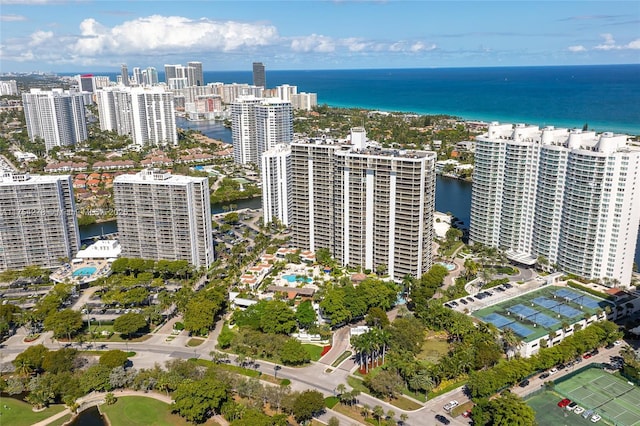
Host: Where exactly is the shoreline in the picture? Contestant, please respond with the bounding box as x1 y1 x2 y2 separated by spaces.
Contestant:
319 102 640 136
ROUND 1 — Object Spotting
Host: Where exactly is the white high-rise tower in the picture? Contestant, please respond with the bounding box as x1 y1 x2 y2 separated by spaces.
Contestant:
470 122 640 287
0 172 80 271
114 169 214 268
261 144 291 227
22 88 88 152
95 87 177 147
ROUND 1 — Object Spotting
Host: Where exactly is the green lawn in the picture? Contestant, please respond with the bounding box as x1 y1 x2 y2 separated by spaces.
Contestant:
331 350 353 367
100 396 190 426
303 344 325 361
0 397 66 426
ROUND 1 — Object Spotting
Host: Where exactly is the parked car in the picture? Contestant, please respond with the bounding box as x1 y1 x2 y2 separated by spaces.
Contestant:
462 410 471 418
466 297 474 303
583 353 592 359
567 402 578 411
518 379 530 388
460 299 468 305
503 283 513 289
549 367 558 375
605 343 615 349
435 414 451 425
614 340 622 346
443 400 459 412
591 414 602 423
558 398 571 408
574 406 585 415
539 372 550 380
582 409 594 419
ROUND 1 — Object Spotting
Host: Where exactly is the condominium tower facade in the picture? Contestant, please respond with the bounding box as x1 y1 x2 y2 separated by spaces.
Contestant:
113 169 214 268
0 172 80 271
470 122 640 287
261 143 292 226
95 86 178 147
22 88 88 152
231 96 293 166
290 129 436 281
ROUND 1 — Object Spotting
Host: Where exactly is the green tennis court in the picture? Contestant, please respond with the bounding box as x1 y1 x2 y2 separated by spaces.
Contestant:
554 367 640 426
526 390 603 426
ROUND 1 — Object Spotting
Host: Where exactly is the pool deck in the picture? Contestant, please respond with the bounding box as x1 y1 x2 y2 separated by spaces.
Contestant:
50 259 112 285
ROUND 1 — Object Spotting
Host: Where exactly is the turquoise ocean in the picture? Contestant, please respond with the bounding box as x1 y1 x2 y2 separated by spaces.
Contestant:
200 64 640 135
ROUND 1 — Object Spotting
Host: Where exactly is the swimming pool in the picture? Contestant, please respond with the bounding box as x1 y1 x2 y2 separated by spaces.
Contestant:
282 274 312 283
437 262 456 271
73 266 97 277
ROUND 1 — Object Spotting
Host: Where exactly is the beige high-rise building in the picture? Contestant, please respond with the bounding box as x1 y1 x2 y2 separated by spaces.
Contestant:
114 169 214 268
290 129 436 281
0 172 79 271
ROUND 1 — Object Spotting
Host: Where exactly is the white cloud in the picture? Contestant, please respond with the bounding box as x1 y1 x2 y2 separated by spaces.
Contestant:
0 14 27 22
0 13 440 68
410 42 437 52
72 15 279 56
568 45 587 52
290 34 335 53
29 30 53 46
594 33 640 50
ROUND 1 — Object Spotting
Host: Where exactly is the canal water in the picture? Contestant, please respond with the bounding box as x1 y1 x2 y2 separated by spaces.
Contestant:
68 406 106 426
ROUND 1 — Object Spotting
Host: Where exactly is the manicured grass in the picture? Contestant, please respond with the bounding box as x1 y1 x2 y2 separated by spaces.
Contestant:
332 403 371 425
0 397 66 426
100 396 190 426
187 337 205 347
331 350 353 367
324 396 339 409
346 376 422 411
303 344 325 361
46 413 73 426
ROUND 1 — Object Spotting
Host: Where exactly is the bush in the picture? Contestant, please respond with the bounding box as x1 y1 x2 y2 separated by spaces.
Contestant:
174 322 184 331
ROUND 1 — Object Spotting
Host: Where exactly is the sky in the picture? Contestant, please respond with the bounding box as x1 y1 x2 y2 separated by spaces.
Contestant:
1 0 639 73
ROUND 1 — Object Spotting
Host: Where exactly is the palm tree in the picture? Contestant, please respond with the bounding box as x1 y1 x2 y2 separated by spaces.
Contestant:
408 369 434 399
501 327 522 359
373 405 385 426
400 413 409 425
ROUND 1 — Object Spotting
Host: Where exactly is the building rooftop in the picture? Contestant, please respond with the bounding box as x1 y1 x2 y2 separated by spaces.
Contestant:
472 285 614 343
114 168 207 185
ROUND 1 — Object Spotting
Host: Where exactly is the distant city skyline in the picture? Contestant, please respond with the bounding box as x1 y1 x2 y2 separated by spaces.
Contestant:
1 1 638 73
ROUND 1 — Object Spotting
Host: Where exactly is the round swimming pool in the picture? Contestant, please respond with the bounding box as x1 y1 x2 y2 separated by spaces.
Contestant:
73 266 97 277
282 274 312 283
437 262 456 271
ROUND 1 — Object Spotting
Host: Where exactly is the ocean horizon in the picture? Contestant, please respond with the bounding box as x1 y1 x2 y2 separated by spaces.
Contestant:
66 64 640 135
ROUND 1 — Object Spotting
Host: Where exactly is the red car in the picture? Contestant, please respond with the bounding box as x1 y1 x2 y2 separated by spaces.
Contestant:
558 398 571 408
583 353 592 359
462 410 472 418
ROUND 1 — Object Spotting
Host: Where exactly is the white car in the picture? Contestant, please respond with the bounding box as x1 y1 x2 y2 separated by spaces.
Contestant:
443 400 459 412
574 407 585 415
614 340 622 346
591 414 601 423
549 368 558 375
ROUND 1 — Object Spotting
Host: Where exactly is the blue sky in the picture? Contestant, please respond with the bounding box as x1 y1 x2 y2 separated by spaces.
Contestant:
1 1 639 73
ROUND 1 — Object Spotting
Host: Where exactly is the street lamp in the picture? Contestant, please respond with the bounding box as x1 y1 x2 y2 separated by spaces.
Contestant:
274 365 281 379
